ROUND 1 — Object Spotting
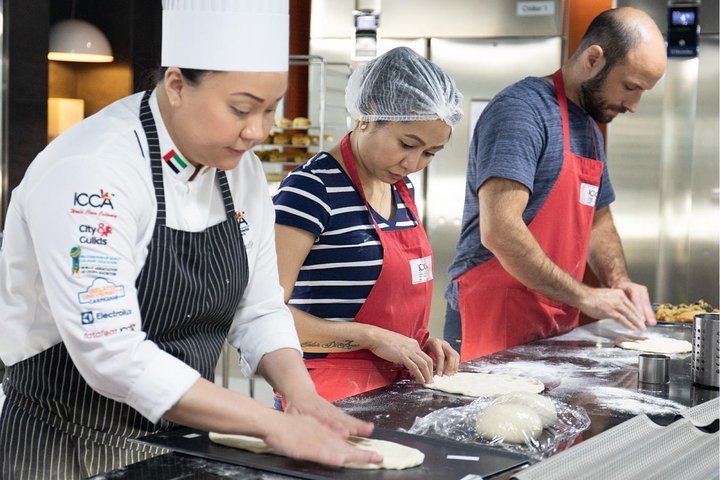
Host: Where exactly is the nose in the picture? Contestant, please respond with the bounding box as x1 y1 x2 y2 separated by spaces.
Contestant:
623 92 642 114
400 150 423 173
240 113 267 145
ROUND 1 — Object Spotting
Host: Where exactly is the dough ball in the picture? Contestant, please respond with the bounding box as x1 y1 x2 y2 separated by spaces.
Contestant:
476 404 544 444
494 392 557 427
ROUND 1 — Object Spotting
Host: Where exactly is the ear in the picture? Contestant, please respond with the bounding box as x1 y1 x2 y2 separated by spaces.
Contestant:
162 67 186 107
583 45 606 76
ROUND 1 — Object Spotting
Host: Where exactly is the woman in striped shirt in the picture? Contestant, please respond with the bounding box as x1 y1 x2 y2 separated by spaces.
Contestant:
273 47 464 403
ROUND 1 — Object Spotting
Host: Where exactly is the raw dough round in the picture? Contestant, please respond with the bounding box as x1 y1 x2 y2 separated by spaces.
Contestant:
424 372 545 397
475 403 544 444
208 433 424 470
494 392 558 427
616 337 692 354
345 437 425 470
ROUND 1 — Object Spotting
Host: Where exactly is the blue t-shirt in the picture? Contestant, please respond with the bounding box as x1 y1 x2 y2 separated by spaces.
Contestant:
273 152 418 358
445 76 615 309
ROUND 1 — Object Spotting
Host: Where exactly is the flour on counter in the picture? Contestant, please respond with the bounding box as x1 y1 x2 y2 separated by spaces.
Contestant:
590 386 685 416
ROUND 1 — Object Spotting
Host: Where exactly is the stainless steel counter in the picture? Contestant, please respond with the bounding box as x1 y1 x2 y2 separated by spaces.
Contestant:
93 320 718 479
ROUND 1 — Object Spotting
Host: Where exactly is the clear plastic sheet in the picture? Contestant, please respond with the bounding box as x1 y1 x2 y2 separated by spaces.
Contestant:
407 395 590 461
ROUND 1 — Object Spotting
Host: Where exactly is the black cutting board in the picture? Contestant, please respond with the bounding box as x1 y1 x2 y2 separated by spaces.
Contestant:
135 427 528 479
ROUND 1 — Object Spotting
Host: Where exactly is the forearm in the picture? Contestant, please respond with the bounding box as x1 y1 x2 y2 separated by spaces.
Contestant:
291 306 377 353
164 377 281 436
487 221 588 307
255 347 317 398
587 207 631 288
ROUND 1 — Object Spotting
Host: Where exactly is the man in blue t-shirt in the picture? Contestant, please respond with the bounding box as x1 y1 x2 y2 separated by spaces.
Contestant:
445 7 667 360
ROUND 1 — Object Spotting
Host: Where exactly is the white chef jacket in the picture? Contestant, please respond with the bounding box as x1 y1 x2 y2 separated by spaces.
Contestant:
0 91 301 423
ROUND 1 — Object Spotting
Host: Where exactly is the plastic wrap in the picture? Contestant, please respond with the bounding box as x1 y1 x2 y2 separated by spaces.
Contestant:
407 395 590 461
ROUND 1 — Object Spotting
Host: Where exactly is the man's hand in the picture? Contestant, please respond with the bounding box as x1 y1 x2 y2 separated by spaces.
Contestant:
578 286 648 330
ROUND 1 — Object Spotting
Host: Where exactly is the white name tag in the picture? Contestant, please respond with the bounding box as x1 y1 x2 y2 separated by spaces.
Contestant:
410 256 433 285
579 182 599 207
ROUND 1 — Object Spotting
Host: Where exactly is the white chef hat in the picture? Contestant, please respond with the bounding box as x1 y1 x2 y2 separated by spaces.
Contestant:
161 0 289 72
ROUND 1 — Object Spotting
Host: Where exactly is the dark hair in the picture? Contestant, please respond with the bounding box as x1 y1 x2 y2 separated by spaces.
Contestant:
155 67 214 86
574 9 642 72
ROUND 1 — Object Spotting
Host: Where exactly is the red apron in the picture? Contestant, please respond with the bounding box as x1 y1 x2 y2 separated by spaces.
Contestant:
456 70 604 362
303 134 433 402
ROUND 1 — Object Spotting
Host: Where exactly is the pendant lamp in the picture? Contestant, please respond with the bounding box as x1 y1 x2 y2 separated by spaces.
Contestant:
48 18 113 63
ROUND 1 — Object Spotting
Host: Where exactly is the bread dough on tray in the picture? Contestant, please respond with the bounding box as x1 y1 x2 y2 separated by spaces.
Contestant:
208 432 424 470
616 337 692 354
424 372 545 397
494 392 558 427
476 403 544 444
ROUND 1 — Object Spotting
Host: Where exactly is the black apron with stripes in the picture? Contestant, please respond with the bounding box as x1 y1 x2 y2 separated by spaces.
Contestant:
0 90 249 479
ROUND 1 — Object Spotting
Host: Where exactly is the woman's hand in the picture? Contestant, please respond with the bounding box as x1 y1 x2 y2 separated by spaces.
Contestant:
262 413 382 468
284 390 374 438
423 337 460 377
365 328 434 384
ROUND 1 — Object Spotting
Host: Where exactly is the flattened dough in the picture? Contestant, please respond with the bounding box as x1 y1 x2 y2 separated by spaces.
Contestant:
616 337 692 354
424 372 544 397
208 432 424 470
476 404 544 444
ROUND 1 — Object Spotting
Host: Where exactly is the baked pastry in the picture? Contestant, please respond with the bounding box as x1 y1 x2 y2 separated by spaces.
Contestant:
292 117 311 128
654 300 717 323
275 117 292 128
309 135 320 145
273 133 289 145
291 134 311 146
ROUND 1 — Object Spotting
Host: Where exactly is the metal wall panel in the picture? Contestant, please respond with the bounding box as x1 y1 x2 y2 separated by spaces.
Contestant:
310 0 356 39
311 0 565 39
425 38 562 335
687 36 719 305
381 0 564 38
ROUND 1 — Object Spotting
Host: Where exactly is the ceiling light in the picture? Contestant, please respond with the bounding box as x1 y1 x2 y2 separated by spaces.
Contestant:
48 19 113 63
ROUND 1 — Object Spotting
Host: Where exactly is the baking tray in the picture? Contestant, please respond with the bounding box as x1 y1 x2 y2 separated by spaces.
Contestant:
135 426 529 479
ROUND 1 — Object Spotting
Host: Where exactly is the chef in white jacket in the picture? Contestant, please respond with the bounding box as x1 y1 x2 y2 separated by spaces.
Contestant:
0 1 380 477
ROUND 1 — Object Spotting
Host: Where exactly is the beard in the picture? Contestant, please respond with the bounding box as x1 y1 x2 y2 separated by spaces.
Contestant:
579 67 627 123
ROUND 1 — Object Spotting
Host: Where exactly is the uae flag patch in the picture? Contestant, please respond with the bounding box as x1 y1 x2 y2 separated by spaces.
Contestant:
162 149 188 173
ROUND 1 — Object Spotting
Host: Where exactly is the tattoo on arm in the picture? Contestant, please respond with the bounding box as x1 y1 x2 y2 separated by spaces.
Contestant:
301 339 360 350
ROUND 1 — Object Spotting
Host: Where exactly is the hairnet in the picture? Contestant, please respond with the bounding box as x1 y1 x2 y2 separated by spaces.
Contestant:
345 47 464 126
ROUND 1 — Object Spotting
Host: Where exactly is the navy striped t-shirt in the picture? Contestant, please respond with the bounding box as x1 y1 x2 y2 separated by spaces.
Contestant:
273 152 417 331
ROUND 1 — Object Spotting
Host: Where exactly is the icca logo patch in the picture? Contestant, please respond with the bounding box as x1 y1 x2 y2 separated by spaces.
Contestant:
74 189 115 209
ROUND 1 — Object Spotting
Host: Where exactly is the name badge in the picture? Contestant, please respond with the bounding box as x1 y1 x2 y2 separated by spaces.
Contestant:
410 256 433 285
579 183 599 207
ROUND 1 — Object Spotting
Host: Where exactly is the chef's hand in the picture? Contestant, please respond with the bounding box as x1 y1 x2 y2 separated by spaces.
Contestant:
423 337 460 377
366 328 435 384
614 280 656 327
284 389 374 438
263 413 383 467
578 286 647 331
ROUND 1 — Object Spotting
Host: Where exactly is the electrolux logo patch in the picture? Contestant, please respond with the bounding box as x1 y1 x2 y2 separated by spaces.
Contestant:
81 311 95 325
96 309 132 320
74 189 115 209
78 222 113 245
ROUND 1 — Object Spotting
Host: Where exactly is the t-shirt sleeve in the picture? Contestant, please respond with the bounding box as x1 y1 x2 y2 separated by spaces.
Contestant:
471 95 545 194
272 169 331 237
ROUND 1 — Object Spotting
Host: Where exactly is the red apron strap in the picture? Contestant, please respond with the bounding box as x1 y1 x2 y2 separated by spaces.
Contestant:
552 70 572 156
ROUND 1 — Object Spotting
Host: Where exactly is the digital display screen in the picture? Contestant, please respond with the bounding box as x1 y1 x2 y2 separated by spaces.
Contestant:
355 14 378 30
671 9 696 26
